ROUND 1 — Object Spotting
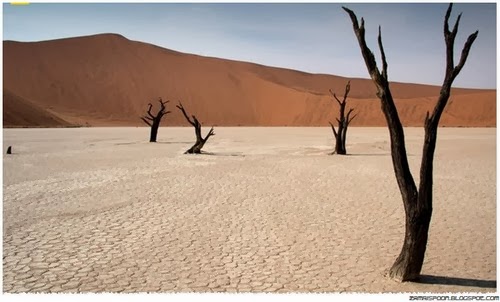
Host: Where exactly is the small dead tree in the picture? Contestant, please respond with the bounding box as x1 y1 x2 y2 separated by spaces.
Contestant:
329 81 357 155
140 98 171 142
176 102 215 154
343 4 478 281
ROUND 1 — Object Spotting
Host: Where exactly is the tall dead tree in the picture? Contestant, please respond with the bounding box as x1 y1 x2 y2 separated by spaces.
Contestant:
140 98 171 142
329 81 357 155
176 102 215 154
343 4 478 281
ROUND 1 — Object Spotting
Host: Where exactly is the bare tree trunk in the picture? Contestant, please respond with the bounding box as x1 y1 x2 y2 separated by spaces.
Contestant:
140 98 171 142
176 102 215 154
343 4 478 281
329 81 357 155
150 120 160 142
389 200 432 280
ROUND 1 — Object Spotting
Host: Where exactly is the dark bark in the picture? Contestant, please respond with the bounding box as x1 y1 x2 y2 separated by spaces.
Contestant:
329 81 357 155
140 98 171 142
343 3 478 281
6 146 12 154
176 102 215 154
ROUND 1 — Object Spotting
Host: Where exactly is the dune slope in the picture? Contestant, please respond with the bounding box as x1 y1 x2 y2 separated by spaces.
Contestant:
3 34 496 127
3 89 73 127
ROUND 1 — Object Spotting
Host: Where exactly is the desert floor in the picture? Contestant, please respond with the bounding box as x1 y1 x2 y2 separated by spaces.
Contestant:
2 127 496 293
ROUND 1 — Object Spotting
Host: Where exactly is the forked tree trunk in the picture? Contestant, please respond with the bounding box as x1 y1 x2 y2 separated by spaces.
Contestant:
343 4 478 281
140 99 171 142
329 81 357 155
176 102 215 154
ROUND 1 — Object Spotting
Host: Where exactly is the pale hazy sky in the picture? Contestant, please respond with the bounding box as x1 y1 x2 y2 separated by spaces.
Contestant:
3 2 497 89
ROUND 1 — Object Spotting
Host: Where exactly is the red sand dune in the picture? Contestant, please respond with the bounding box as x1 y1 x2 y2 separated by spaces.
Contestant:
3 89 72 127
3 33 496 127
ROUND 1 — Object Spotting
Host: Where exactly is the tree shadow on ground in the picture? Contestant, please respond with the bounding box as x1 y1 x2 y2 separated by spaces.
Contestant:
114 141 142 145
114 141 193 145
416 275 496 289
345 153 391 157
199 151 245 157
345 153 417 157
156 141 193 145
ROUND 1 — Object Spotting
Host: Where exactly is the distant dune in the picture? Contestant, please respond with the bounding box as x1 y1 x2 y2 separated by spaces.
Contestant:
3 33 496 127
3 89 72 127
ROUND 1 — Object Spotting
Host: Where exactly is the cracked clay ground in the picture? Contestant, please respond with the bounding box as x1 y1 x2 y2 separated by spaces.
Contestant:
3 127 496 293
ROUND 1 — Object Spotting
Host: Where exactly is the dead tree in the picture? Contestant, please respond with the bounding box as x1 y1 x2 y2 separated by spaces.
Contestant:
343 4 478 281
176 102 215 154
140 98 171 142
329 81 357 155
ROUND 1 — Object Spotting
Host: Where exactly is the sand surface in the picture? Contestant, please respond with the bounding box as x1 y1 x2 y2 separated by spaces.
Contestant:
2 127 496 293
3 34 496 127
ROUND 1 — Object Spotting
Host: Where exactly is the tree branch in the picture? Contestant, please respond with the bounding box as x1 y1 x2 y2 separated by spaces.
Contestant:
432 6 478 126
158 99 169 112
160 110 172 118
330 89 343 105
176 102 195 126
146 103 155 119
343 7 382 84
451 13 462 38
420 4 478 197
378 26 388 81
140 117 152 127
203 127 215 142
343 5 417 203
346 108 357 126
444 3 456 72
444 3 452 36
329 121 338 138
347 113 358 126
452 31 479 80
343 81 351 102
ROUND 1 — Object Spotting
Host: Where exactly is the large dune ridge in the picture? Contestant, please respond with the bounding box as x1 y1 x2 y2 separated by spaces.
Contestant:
3 33 496 127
